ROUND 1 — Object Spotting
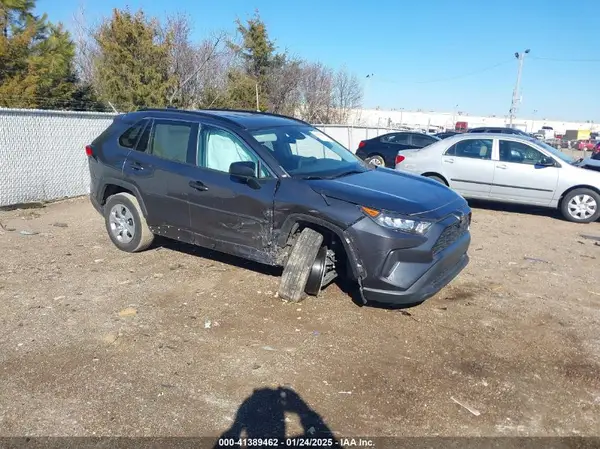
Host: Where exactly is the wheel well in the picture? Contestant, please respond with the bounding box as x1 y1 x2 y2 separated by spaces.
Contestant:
558 185 600 205
102 184 134 205
421 172 449 185
284 221 351 278
367 152 385 159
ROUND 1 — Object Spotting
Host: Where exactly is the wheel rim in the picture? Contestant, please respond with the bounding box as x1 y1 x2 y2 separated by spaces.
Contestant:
567 194 597 220
109 204 136 243
369 157 383 166
305 246 327 296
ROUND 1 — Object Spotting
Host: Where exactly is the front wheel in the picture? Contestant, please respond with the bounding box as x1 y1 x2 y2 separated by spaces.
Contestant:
278 228 324 303
560 188 600 223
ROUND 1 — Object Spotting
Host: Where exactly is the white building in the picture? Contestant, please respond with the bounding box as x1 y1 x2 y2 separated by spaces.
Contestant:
348 108 597 135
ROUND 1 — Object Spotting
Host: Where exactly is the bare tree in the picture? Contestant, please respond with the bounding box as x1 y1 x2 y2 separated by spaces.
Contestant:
331 67 363 124
165 13 231 108
297 62 334 123
71 3 99 85
266 55 302 116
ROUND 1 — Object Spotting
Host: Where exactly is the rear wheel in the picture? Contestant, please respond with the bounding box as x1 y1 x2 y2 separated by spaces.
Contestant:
104 193 154 252
424 174 447 185
365 155 385 167
278 228 324 303
560 188 600 223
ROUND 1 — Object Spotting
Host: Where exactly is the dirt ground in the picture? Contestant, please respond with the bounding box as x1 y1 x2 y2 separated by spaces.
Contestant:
0 197 599 439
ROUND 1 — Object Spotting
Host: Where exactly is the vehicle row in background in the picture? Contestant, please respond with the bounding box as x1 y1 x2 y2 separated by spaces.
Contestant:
393 133 600 223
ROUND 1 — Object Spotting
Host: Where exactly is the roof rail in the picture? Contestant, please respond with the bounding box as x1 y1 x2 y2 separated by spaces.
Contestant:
133 107 311 128
133 107 241 127
203 108 311 126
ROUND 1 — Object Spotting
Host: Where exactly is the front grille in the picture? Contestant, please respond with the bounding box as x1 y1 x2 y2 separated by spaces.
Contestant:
432 213 470 255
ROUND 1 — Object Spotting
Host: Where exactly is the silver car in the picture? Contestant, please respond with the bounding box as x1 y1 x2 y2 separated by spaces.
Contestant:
394 133 600 223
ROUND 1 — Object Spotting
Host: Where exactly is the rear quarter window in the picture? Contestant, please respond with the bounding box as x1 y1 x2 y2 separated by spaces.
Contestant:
118 120 148 148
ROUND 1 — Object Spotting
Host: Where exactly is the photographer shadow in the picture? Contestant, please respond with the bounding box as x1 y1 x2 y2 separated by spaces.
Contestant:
213 387 339 448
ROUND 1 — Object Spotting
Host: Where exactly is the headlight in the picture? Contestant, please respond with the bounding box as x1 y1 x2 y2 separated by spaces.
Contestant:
361 206 432 235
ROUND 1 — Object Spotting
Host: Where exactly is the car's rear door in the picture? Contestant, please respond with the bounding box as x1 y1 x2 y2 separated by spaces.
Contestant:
441 137 495 198
187 123 278 262
123 118 199 242
490 139 559 205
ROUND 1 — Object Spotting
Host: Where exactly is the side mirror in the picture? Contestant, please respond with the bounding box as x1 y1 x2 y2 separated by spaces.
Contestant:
539 156 555 167
229 161 256 179
229 161 261 189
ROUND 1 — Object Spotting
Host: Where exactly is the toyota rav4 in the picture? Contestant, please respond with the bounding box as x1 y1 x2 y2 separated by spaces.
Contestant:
87 108 471 306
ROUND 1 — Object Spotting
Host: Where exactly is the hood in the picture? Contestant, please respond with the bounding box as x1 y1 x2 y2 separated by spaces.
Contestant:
575 157 600 168
307 167 466 220
572 158 600 178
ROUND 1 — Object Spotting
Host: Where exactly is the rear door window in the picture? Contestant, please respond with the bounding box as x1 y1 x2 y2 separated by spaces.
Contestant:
381 133 411 145
412 134 436 147
446 139 493 159
146 120 196 164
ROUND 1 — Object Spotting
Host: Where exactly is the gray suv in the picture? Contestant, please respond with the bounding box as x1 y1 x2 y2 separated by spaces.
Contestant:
86 108 471 306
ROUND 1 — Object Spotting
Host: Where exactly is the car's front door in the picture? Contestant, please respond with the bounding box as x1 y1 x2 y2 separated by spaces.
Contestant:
490 139 559 205
123 118 199 242
442 138 495 198
187 123 278 262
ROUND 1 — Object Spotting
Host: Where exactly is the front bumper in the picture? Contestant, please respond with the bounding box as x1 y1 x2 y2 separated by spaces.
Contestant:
345 207 471 306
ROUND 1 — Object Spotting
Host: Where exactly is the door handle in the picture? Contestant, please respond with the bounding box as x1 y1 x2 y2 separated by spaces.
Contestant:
129 161 144 171
443 158 455 164
189 180 209 191
496 164 507 169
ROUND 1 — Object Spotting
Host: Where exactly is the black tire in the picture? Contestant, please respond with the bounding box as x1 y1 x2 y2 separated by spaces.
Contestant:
104 193 154 252
425 174 447 185
278 228 324 303
365 154 386 167
560 188 600 223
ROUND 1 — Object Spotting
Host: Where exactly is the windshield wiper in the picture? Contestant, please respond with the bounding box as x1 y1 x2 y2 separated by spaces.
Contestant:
327 169 366 179
301 175 327 180
300 169 366 180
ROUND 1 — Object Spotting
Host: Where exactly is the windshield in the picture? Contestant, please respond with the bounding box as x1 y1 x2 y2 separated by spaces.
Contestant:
532 139 575 164
250 125 368 178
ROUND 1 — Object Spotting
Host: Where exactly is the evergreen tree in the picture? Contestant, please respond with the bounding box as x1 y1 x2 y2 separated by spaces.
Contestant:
93 9 177 111
227 11 278 111
0 0 101 110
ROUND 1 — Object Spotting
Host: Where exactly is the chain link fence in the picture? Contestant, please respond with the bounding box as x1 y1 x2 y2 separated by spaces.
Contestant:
0 108 116 207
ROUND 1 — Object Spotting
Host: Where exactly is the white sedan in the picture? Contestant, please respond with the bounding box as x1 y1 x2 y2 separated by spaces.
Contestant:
394 133 600 223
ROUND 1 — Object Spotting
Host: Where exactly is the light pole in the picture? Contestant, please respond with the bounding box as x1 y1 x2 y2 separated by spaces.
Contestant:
531 109 538 133
509 49 530 128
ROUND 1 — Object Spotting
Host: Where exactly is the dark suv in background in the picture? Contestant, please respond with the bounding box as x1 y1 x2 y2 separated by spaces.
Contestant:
87 108 471 306
355 132 440 168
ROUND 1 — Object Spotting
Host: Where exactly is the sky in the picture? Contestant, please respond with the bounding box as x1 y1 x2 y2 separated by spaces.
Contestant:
36 0 600 122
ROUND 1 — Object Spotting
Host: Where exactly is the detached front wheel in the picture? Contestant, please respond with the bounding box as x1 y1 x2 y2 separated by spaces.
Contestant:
278 228 324 303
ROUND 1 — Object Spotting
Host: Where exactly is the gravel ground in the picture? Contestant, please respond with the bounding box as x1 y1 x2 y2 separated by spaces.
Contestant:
0 197 599 439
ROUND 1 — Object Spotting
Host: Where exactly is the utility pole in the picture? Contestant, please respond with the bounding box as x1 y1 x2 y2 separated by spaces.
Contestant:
508 49 530 127
255 82 260 112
